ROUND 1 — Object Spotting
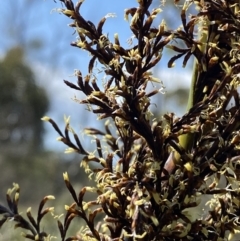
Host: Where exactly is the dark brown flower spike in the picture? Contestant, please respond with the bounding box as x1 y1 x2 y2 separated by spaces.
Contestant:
2 0 240 240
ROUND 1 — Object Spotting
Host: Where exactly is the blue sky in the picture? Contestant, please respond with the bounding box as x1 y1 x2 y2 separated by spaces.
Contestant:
0 0 192 152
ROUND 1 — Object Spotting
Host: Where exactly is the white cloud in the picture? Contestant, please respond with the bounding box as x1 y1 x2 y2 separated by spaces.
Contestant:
157 66 192 91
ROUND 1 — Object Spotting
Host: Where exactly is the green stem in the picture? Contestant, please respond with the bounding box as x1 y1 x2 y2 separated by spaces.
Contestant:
178 59 198 151
175 22 209 163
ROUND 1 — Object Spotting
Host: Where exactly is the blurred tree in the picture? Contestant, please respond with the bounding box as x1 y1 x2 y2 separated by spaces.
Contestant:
0 0 92 206
0 46 90 206
0 47 49 153
0 46 52 205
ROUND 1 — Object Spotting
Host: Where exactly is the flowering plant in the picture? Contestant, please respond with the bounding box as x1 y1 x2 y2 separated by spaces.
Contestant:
1 0 240 240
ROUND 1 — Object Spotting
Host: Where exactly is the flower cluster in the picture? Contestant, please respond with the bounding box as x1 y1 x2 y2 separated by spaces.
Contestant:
1 0 240 240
